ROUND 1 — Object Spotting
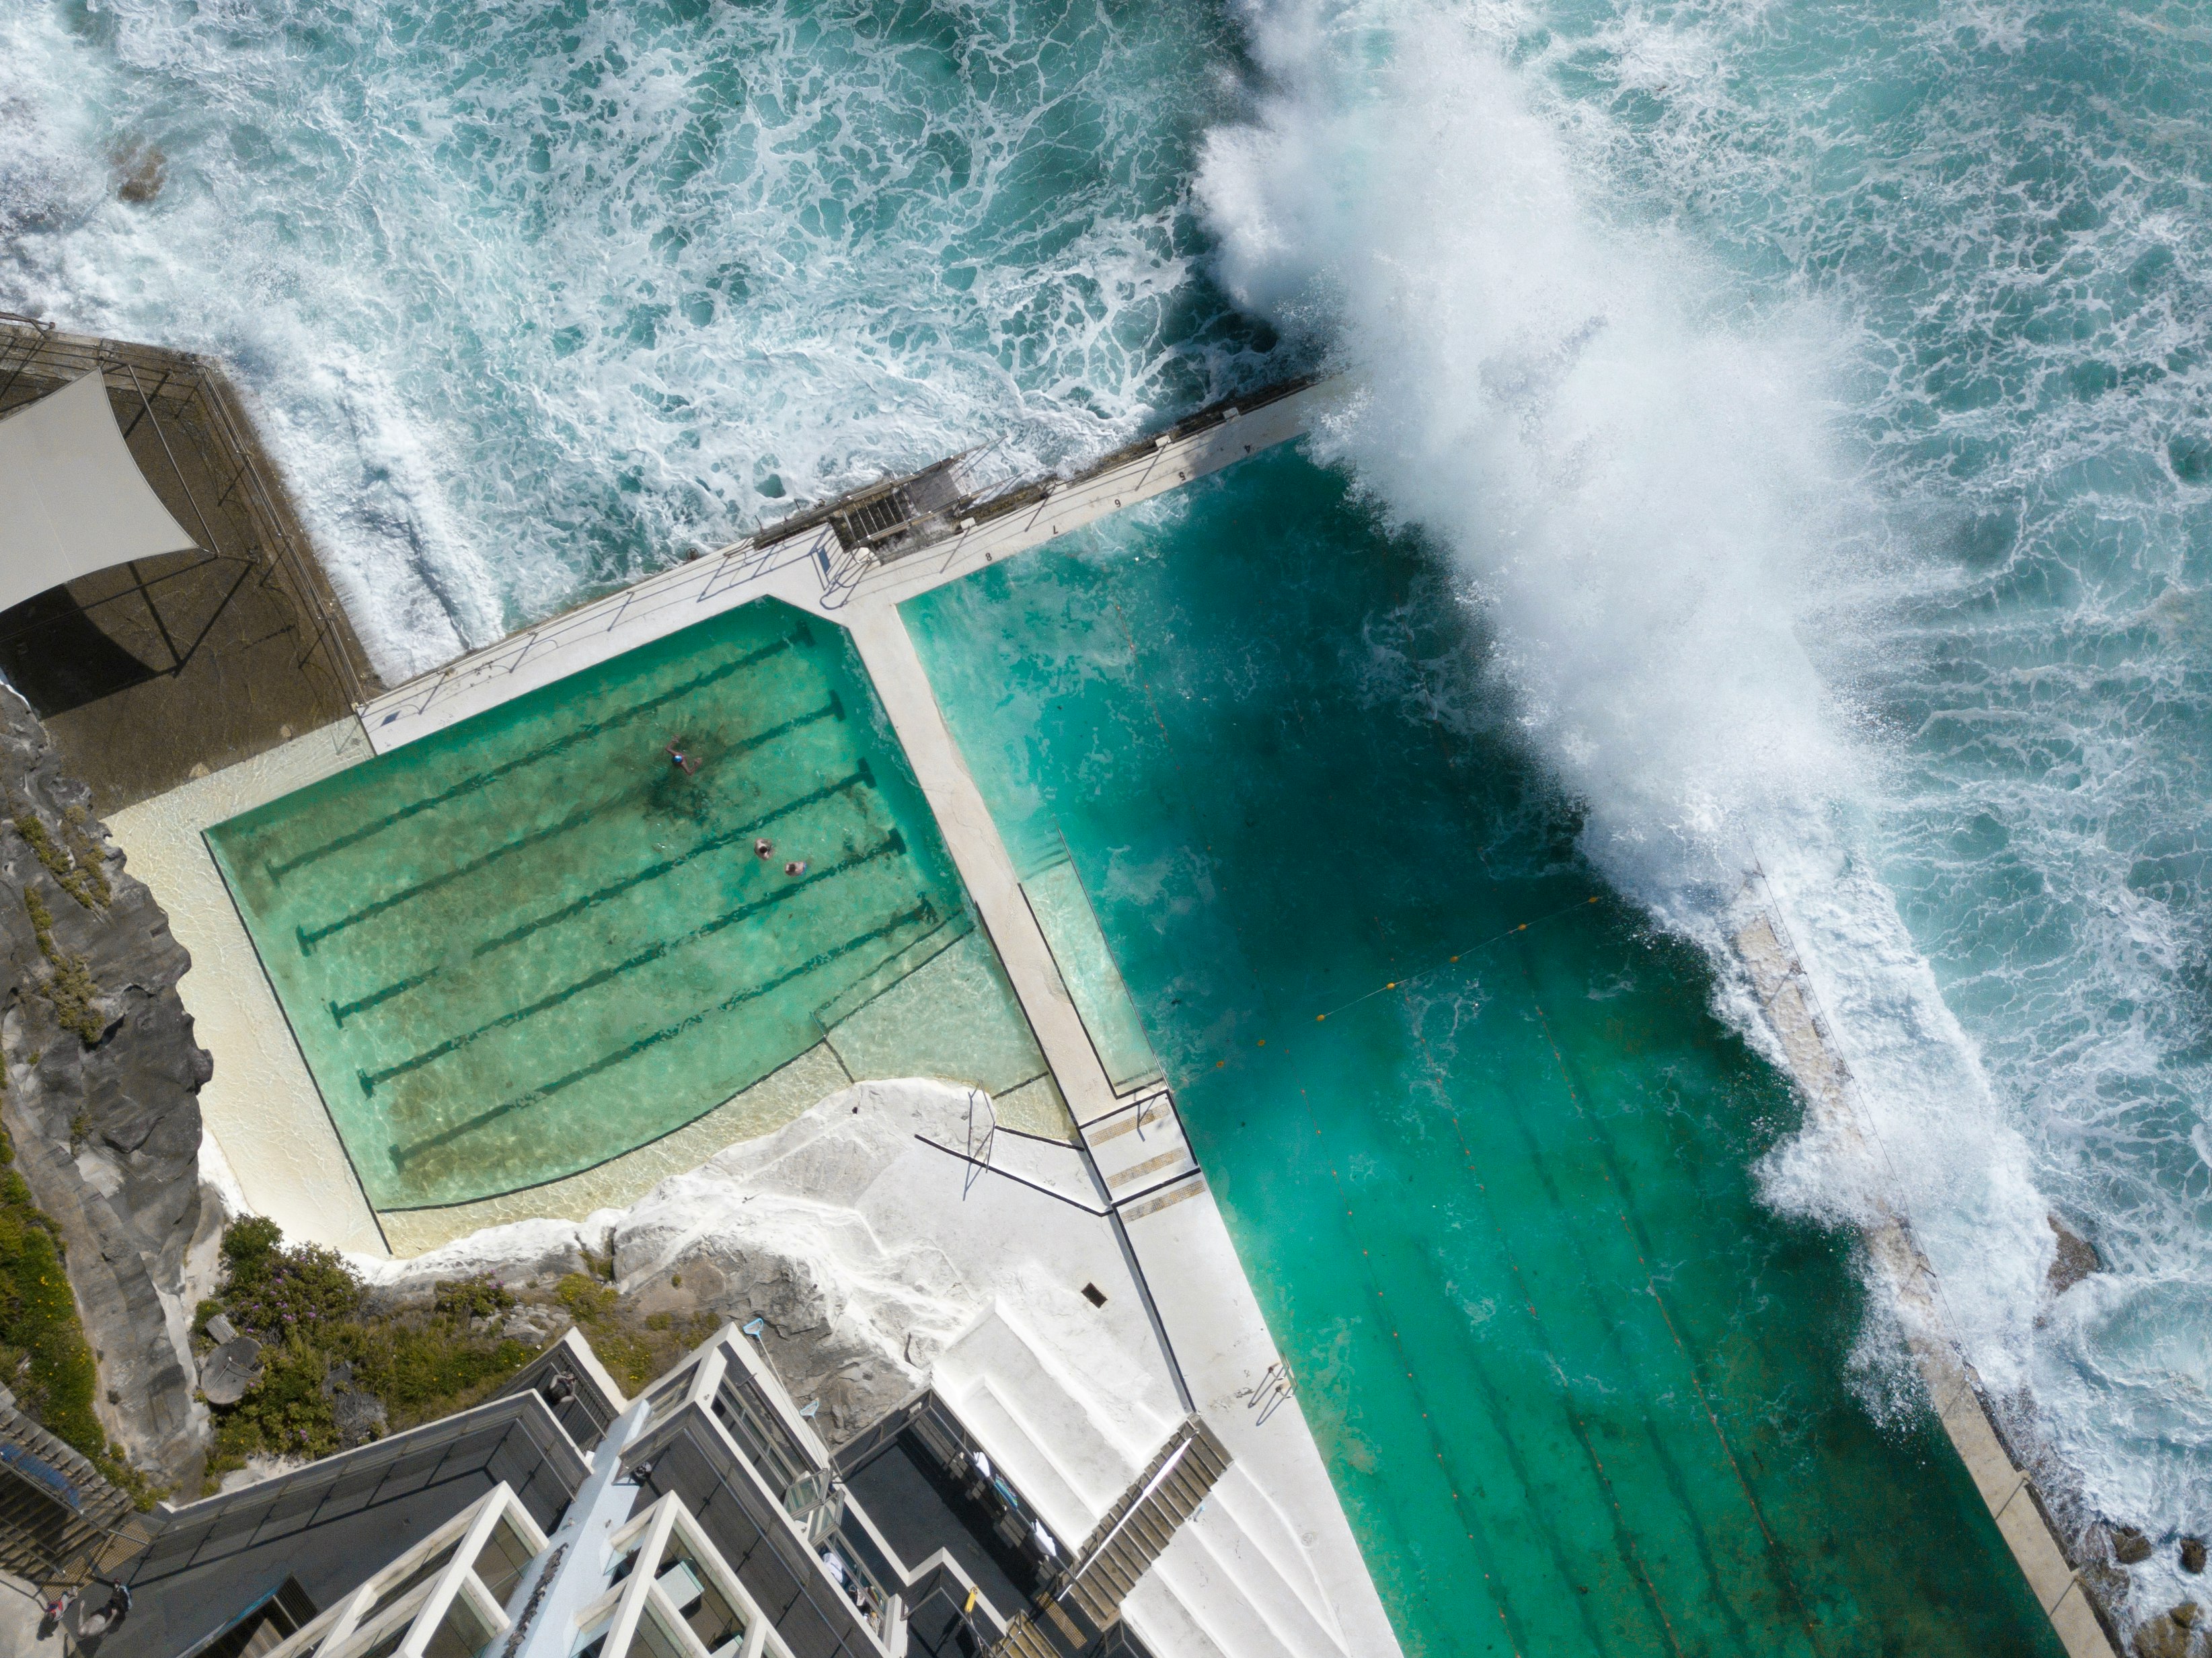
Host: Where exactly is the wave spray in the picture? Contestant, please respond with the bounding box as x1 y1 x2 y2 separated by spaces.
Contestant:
1198 0 2057 1432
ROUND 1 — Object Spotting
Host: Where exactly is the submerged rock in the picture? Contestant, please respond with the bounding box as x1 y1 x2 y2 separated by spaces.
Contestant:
112 143 166 204
2133 1602 2201 1658
0 687 214 1482
2049 1212 2102 1297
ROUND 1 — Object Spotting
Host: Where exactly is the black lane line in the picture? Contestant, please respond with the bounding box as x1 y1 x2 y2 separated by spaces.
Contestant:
355 830 909 1095
327 763 876 1028
299 703 856 958
389 898 938 1171
266 630 810 883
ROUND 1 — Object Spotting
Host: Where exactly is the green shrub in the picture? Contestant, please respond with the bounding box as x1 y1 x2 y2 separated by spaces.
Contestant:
432 1275 515 1322
556 1272 617 1324
337 1322 533 1423
217 1222 363 1340
208 1340 340 1472
0 1125 155 1503
0 1135 102 1456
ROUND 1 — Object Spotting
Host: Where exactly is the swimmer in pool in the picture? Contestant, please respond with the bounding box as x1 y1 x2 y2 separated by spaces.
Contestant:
665 741 698 775
784 860 808 877
755 839 773 859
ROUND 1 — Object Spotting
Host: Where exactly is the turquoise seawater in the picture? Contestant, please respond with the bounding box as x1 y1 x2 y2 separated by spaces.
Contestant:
9 0 2212 1618
905 447 2064 1657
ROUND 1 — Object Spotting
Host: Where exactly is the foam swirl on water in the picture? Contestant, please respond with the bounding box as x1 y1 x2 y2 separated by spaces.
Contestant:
0 0 1270 677
1198 0 2094 1536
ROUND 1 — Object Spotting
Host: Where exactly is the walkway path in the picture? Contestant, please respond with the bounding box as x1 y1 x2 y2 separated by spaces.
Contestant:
357 385 1329 755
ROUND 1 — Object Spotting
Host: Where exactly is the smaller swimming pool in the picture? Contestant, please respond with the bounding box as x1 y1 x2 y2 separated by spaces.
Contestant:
210 597 1048 1211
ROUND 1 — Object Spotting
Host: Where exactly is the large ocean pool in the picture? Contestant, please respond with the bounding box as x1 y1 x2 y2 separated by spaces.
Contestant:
904 446 2063 1656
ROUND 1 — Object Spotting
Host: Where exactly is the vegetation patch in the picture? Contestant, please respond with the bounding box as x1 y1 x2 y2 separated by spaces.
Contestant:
196 1223 720 1491
11 809 110 912
20 887 106 1047
0 1125 158 1504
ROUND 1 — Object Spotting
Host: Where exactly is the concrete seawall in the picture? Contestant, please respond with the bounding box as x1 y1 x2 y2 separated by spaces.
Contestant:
1732 907 2121 1658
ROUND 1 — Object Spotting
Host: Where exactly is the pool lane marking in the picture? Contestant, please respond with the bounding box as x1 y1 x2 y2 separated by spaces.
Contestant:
1518 974 1829 1658
266 628 812 883
326 765 875 1026
297 702 854 956
387 898 937 1170
353 830 909 1094
316 743 867 991
1385 1016 1690 1658
1305 895 1605 1028
1286 1082 1532 1658
1435 980 1769 1658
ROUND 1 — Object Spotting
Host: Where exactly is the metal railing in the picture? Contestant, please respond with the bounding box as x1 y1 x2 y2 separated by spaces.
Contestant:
0 1382 138 1586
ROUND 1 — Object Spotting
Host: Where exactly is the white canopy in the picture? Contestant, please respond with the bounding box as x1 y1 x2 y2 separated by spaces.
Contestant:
0 370 198 614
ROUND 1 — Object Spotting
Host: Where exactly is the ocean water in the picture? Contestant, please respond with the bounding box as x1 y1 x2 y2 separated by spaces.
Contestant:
0 0 1273 675
7 0 2212 1631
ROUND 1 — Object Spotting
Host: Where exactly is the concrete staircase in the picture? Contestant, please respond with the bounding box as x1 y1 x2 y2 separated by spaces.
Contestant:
936 1306 1352 1658
1063 1418 1231 1630
1080 1088 1205 1221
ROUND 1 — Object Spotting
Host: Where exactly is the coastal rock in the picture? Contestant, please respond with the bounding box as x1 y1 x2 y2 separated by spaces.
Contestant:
2116 1525 2158 1565
2184 1537 2207 1575
2133 1603 2201 1658
2050 1213 2102 1297
359 1217 599 1312
353 1079 1067 1445
322 1359 387 1449
0 687 212 1482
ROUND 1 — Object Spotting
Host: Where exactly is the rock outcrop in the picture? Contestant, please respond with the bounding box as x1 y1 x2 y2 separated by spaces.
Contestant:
0 686 213 1482
2049 1211 2102 1297
354 1078 1106 1445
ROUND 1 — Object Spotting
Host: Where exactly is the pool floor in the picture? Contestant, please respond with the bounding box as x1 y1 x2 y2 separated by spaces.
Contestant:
210 598 1018 1210
902 449 2067 1658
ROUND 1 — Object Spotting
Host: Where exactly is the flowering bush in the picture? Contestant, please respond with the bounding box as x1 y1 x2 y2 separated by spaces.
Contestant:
432 1274 515 1322
217 1221 363 1339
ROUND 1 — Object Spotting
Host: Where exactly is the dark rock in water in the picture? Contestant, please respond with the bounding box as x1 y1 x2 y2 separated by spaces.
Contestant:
114 144 166 204
2049 1212 2102 1297
2133 1604 2201 1658
2116 1525 2158 1565
2183 1537 2207 1575
1 687 213 1482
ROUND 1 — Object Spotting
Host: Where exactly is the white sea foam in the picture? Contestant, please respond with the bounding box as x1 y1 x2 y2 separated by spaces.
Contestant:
1198 0 2059 1415
0 0 1260 680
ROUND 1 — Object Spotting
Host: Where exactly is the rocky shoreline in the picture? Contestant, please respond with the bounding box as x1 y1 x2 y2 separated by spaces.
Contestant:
0 685 218 1488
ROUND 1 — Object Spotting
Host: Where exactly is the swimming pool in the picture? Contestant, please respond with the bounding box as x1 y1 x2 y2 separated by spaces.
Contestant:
209 597 1051 1212
903 448 2065 1657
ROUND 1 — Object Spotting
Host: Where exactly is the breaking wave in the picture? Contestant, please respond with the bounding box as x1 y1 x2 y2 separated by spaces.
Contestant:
1199 0 2212 1585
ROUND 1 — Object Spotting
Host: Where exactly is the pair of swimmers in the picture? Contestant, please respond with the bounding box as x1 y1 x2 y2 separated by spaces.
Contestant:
667 739 807 875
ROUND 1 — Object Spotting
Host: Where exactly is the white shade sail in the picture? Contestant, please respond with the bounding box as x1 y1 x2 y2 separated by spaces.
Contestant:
0 370 199 615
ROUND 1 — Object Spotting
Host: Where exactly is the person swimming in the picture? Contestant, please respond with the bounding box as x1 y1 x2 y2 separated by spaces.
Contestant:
784 860 808 877
755 838 773 859
665 740 698 774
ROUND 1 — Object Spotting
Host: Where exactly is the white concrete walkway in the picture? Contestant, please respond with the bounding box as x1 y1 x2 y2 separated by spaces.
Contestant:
357 385 1328 755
